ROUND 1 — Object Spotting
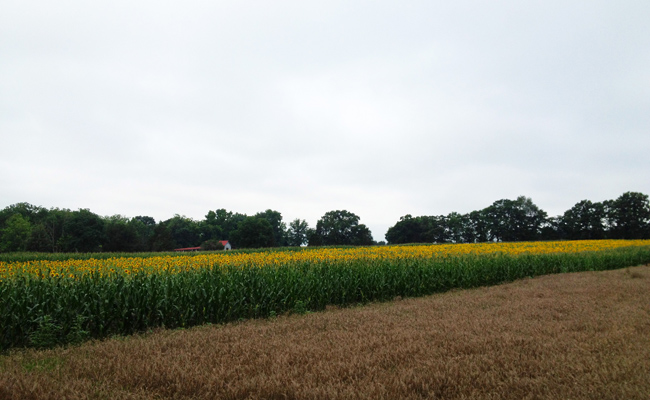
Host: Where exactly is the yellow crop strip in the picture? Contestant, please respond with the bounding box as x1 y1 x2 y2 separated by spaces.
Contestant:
3 239 650 350
1 239 649 282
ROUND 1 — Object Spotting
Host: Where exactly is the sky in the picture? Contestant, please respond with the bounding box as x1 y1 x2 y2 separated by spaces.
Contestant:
1 1 649 241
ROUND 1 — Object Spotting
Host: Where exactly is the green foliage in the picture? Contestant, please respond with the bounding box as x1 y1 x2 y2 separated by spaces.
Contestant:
230 217 275 248
28 316 63 349
28 315 88 349
2 191 649 254
292 300 308 315
207 209 246 240
129 216 157 252
201 239 225 251
2 244 649 351
39 208 71 252
387 197 549 244
255 210 287 247
0 203 43 227
61 209 106 252
313 210 374 246
386 215 425 244
306 228 323 246
608 192 650 239
385 192 650 244
150 222 174 251
350 223 373 245
286 219 310 247
484 196 548 242
560 200 606 240
201 211 223 243
104 215 138 252
0 214 32 252
165 215 201 249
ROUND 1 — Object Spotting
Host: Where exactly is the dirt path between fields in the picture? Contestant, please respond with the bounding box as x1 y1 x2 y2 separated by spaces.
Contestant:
1 265 649 400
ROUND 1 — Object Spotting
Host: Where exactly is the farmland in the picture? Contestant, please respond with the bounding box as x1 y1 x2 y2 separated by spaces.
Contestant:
1 264 649 399
2 239 650 351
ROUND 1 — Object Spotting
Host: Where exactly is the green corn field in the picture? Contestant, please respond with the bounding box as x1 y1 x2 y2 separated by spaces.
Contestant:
1 241 650 351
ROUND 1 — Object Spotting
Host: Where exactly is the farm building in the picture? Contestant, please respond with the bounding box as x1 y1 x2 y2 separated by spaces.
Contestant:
174 247 201 252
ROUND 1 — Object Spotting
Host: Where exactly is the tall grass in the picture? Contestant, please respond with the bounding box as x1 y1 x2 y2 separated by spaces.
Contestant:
2 243 650 350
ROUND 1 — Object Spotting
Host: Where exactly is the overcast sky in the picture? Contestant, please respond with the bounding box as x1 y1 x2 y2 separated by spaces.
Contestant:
2 1 649 241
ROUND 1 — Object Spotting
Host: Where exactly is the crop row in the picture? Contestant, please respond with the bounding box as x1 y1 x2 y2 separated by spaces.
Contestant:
1 241 650 350
3 240 650 281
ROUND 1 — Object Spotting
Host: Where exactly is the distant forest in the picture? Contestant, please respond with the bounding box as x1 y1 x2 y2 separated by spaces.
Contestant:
0 191 648 253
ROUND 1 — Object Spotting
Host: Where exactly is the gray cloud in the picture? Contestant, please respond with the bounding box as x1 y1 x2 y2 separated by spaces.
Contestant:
2 1 649 240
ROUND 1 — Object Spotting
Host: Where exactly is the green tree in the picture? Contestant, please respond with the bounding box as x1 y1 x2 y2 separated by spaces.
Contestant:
150 222 174 251
104 215 138 252
255 209 287 247
314 210 373 246
230 217 274 248
201 211 224 242
165 215 202 248
27 223 52 252
0 214 32 252
445 212 469 243
386 214 448 244
608 191 650 239
350 223 373 245
200 239 225 251
540 216 562 241
465 210 490 243
421 215 449 243
208 209 247 240
559 200 606 240
0 202 42 226
385 215 427 244
483 196 547 242
286 218 310 246
129 216 156 251
0 203 57 252
41 208 72 252
61 209 105 252
306 228 323 246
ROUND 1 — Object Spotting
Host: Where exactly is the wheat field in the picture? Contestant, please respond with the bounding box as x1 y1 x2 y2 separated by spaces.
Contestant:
1 264 648 399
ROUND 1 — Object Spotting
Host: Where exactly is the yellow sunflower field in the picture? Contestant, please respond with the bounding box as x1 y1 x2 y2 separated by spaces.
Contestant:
1 239 650 350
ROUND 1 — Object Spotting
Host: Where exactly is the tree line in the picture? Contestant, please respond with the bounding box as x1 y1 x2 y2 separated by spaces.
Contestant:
1 191 648 253
386 191 650 244
0 206 373 253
